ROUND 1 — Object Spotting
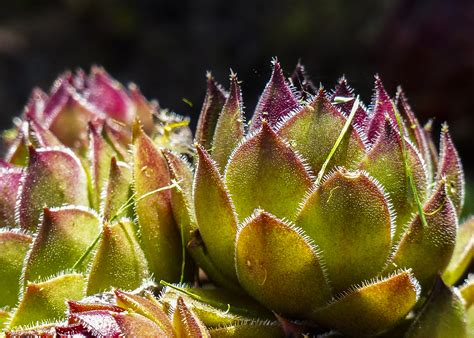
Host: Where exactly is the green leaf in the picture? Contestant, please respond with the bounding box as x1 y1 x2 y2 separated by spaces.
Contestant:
86 220 149 295
210 321 284 338
88 123 116 210
311 270 420 336
296 168 394 293
194 145 238 282
132 122 182 282
211 73 245 172
443 217 474 285
386 181 457 290
102 157 133 221
405 279 467 338
361 118 428 240
195 73 227 150
0 231 32 308
9 273 86 329
22 206 101 284
235 210 332 317
460 277 474 309
278 90 366 174
17 146 89 231
225 121 312 221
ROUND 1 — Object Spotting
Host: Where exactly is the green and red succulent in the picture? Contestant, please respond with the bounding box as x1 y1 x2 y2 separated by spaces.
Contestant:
0 61 472 337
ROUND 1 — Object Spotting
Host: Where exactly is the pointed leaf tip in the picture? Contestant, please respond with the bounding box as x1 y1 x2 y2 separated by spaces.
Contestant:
250 61 299 131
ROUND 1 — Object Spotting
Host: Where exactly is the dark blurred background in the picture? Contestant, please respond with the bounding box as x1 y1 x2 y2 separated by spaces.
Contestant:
0 0 473 215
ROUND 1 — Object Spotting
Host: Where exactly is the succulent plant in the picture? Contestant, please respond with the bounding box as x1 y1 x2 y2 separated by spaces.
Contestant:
175 60 473 336
0 61 473 337
0 68 194 330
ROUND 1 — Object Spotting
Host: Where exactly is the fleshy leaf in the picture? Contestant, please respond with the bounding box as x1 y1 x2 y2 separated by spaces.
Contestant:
0 309 10 330
361 118 428 240
225 121 312 221
115 290 175 336
9 273 86 329
250 61 299 131
113 312 166 336
235 210 332 317
68 300 125 314
278 90 366 174
210 321 284 338
85 66 135 124
4 123 29 166
310 270 420 336
443 217 474 285
128 83 156 136
211 73 245 172
23 206 101 283
132 123 182 282
17 146 89 231
437 125 465 215
163 149 193 198
102 157 132 221
195 73 227 150
405 278 467 337
89 122 116 209
396 87 433 178
28 119 62 148
423 120 439 174
367 76 397 144
0 168 23 227
460 277 474 309
173 297 211 338
194 145 238 281
0 231 32 308
86 220 149 295
68 310 122 337
6 323 56 337
331 76 354 100
296 168 393 293
386 181 457 289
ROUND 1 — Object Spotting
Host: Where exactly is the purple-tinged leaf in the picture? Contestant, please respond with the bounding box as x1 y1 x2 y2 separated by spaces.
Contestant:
296 168 393 293
235 210 332 317
225 121 312 221
386 181 457 289
128 83 156 136
23 206 100 284
0 231 32 308
195 73 227 149
69 310 122 337
423 120 439 174
211 72 245 172
24 87 48 123
361 118 428 240
330 76 354 101
311 270 420 336
85 66 135 125
28 119 62 148
0 168 23 228
17 146 89 231
250 61 300 131
132 122 182 282
194 145 238 282
68 300 125 314
4 122 29 166
437 124 464 215
290 61 316 101
113 312 166 336
366 76 397 144
278 90 367 174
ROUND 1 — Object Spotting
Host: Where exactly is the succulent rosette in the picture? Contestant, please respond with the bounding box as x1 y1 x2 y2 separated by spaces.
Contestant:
0 68 194 330
170 60 473 335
